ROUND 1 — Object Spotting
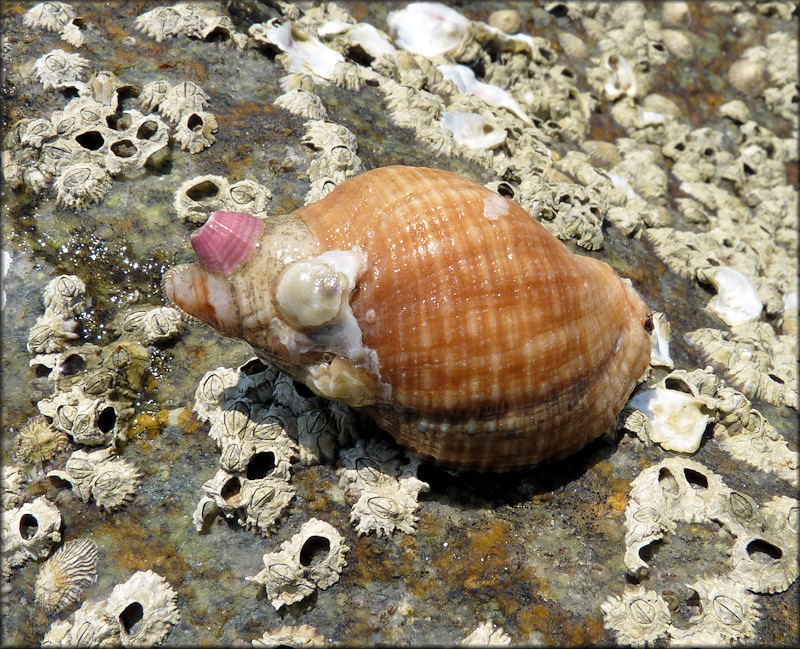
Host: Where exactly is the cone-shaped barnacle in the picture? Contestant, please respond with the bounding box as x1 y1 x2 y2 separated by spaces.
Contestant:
164 166 652 470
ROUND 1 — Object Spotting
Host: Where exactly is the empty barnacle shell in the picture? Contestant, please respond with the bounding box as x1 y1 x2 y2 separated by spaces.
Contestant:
251 624 325 647
14 415 69 466
34 538 98 615
601 585 671 646
462 620 512 646
245 518 348 609
669 575 761 646
163 166 652 471
104 570 180 646
33 49 90 91
173 110 218 153
1 496 62 570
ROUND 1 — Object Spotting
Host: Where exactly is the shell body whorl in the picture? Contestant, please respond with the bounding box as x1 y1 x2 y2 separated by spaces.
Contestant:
164 166 651 470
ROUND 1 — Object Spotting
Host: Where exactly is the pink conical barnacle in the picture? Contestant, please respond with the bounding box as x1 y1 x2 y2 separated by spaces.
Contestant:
190 211 264 275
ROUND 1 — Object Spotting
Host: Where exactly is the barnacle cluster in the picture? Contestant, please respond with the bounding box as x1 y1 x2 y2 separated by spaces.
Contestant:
300 119 363 204
245 518 348 609
135 1 247 48
23 2 86 47
623 366 797 485
42 569 180 646
174 174 272 224
603 456 797 644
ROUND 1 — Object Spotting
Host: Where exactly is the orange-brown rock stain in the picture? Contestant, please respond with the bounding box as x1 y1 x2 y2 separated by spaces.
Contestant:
517 601 607 644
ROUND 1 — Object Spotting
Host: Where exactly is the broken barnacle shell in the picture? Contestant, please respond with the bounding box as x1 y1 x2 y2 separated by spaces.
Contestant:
337 438 429 536
53 161 113 211
174 175 272 224
245 518 348 609
669 575 761 646
274 89 328 120
138 79 171 114
42 597 120 646
461 620 512 646
33 49 90 92
602 51 637 101
251 624 325 647
23 2 86 47
1 496 62 570
1 464 26 511
601 585 671 647
34 538 98 615
173 110 218 153
13 415 69 466
104 570 180 646
47 447 143 511
115 305 187 345
440 111 507 150
249 20 344 84
700 266 763 327
387 2 469 57
648 312 674 369
628 388 712 454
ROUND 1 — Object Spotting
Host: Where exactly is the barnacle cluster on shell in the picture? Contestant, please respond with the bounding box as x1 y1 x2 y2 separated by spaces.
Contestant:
623 457 798 593
134 1 246 48
42 569 179 647
1 496 62 572
47 447 144 511
245 518 348 609
34 538 98 615
337 438 429 537
174 174 272 224
23 2 86 47
461 620 512 646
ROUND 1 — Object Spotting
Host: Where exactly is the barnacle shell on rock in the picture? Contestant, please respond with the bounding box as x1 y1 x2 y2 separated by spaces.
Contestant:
462 620 512 646
34 538 98 615
104 570 180 646
245 518 348 609
164 166 652 470
251 624 325 647
14 415 69 465
601 585 671 646
42 597 120 646
1 496 62 570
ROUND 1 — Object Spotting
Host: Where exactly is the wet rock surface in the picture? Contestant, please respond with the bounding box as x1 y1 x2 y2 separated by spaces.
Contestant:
2 1 797 646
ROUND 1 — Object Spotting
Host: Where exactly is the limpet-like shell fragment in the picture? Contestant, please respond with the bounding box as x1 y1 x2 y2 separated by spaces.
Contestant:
245 518 348 609
629 388 711 453
34 538 98 614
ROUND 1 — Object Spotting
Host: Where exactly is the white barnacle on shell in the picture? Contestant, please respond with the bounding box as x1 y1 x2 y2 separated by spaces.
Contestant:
104 570 180 646
34 538 98 615
601 585 671 646
33 49 90 91
245 518 348 609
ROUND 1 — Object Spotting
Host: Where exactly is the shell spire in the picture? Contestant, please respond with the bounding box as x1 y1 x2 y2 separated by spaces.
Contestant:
165 166 652 470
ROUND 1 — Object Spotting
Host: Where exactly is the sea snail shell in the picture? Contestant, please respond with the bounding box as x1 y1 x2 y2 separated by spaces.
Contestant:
164 166 651 470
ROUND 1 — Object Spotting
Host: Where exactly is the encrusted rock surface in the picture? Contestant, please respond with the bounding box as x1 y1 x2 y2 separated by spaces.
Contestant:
2 1 797 646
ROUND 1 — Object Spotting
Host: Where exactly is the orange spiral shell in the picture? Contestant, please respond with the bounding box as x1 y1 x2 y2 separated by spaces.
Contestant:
165 166 651 470
292 166 651 469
